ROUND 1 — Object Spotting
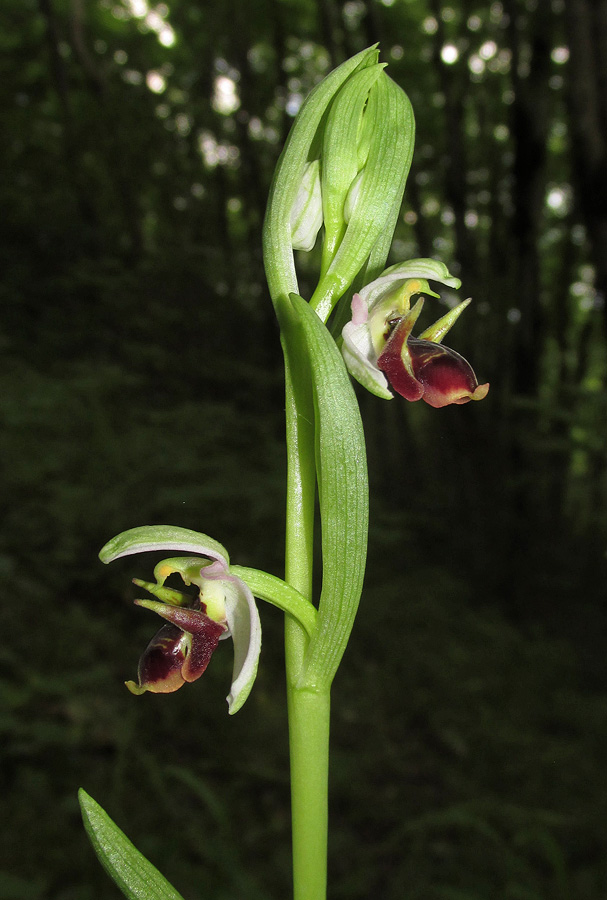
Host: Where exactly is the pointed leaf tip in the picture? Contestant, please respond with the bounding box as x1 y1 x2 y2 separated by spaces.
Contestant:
79 789 186 900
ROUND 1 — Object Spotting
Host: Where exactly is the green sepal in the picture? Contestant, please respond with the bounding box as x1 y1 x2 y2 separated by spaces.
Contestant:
288 294 369 689
230 565 318 638
99 525 229 567
79 789 186 900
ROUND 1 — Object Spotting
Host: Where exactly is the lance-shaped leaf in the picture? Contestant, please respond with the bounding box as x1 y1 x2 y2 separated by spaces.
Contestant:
79 789 186 900
288 294 369 689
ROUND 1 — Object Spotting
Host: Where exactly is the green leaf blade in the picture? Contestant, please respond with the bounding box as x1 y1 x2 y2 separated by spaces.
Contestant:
289 295 369 689
79 790 186 900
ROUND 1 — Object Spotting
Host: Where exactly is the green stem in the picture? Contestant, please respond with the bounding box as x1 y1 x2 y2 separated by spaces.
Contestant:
281 307 330 900
287 686 330 900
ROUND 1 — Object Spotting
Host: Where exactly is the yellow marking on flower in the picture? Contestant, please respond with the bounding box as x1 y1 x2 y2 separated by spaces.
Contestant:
201 579 228 623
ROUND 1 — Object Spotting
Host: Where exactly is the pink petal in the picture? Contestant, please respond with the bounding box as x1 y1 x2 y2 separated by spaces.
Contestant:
351 293 368 326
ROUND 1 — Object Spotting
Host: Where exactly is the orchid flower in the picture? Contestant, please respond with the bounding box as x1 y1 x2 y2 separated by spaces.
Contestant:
99 526 261 714
341 258 489 407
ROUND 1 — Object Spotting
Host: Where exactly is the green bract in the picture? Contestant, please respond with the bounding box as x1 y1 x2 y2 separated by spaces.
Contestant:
263 45 415 324
264 45 380 308
289 294 368 688
310 70 415 321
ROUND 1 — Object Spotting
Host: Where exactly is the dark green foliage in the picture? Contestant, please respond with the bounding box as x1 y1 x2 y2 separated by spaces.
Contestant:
2 0 607 897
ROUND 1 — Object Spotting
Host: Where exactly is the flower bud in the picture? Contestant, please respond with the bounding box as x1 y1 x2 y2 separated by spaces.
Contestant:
290 160 323 251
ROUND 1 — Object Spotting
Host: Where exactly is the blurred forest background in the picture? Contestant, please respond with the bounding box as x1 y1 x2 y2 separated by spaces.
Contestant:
2 0 607 897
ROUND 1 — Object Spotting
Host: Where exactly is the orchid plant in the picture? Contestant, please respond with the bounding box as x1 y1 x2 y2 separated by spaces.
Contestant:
79 46 488 900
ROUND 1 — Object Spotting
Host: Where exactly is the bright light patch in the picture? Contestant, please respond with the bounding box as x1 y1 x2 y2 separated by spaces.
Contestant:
490 2 505 24
422 197 440 216
286 93 303 116
198 132 221 167
212 75 240 115
126 0 147 15
551 46 569 64
469 55 485 75
175 113 191 135
197 130 240 168
422 16 438 34
145 10 164 30
343 0 365 28
248 117 263 139
441 43 459 64
123 69 143 85
546 185 568 213
158 26 175 46
146 71 166 93
122 0 176 48
479 40 497 60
